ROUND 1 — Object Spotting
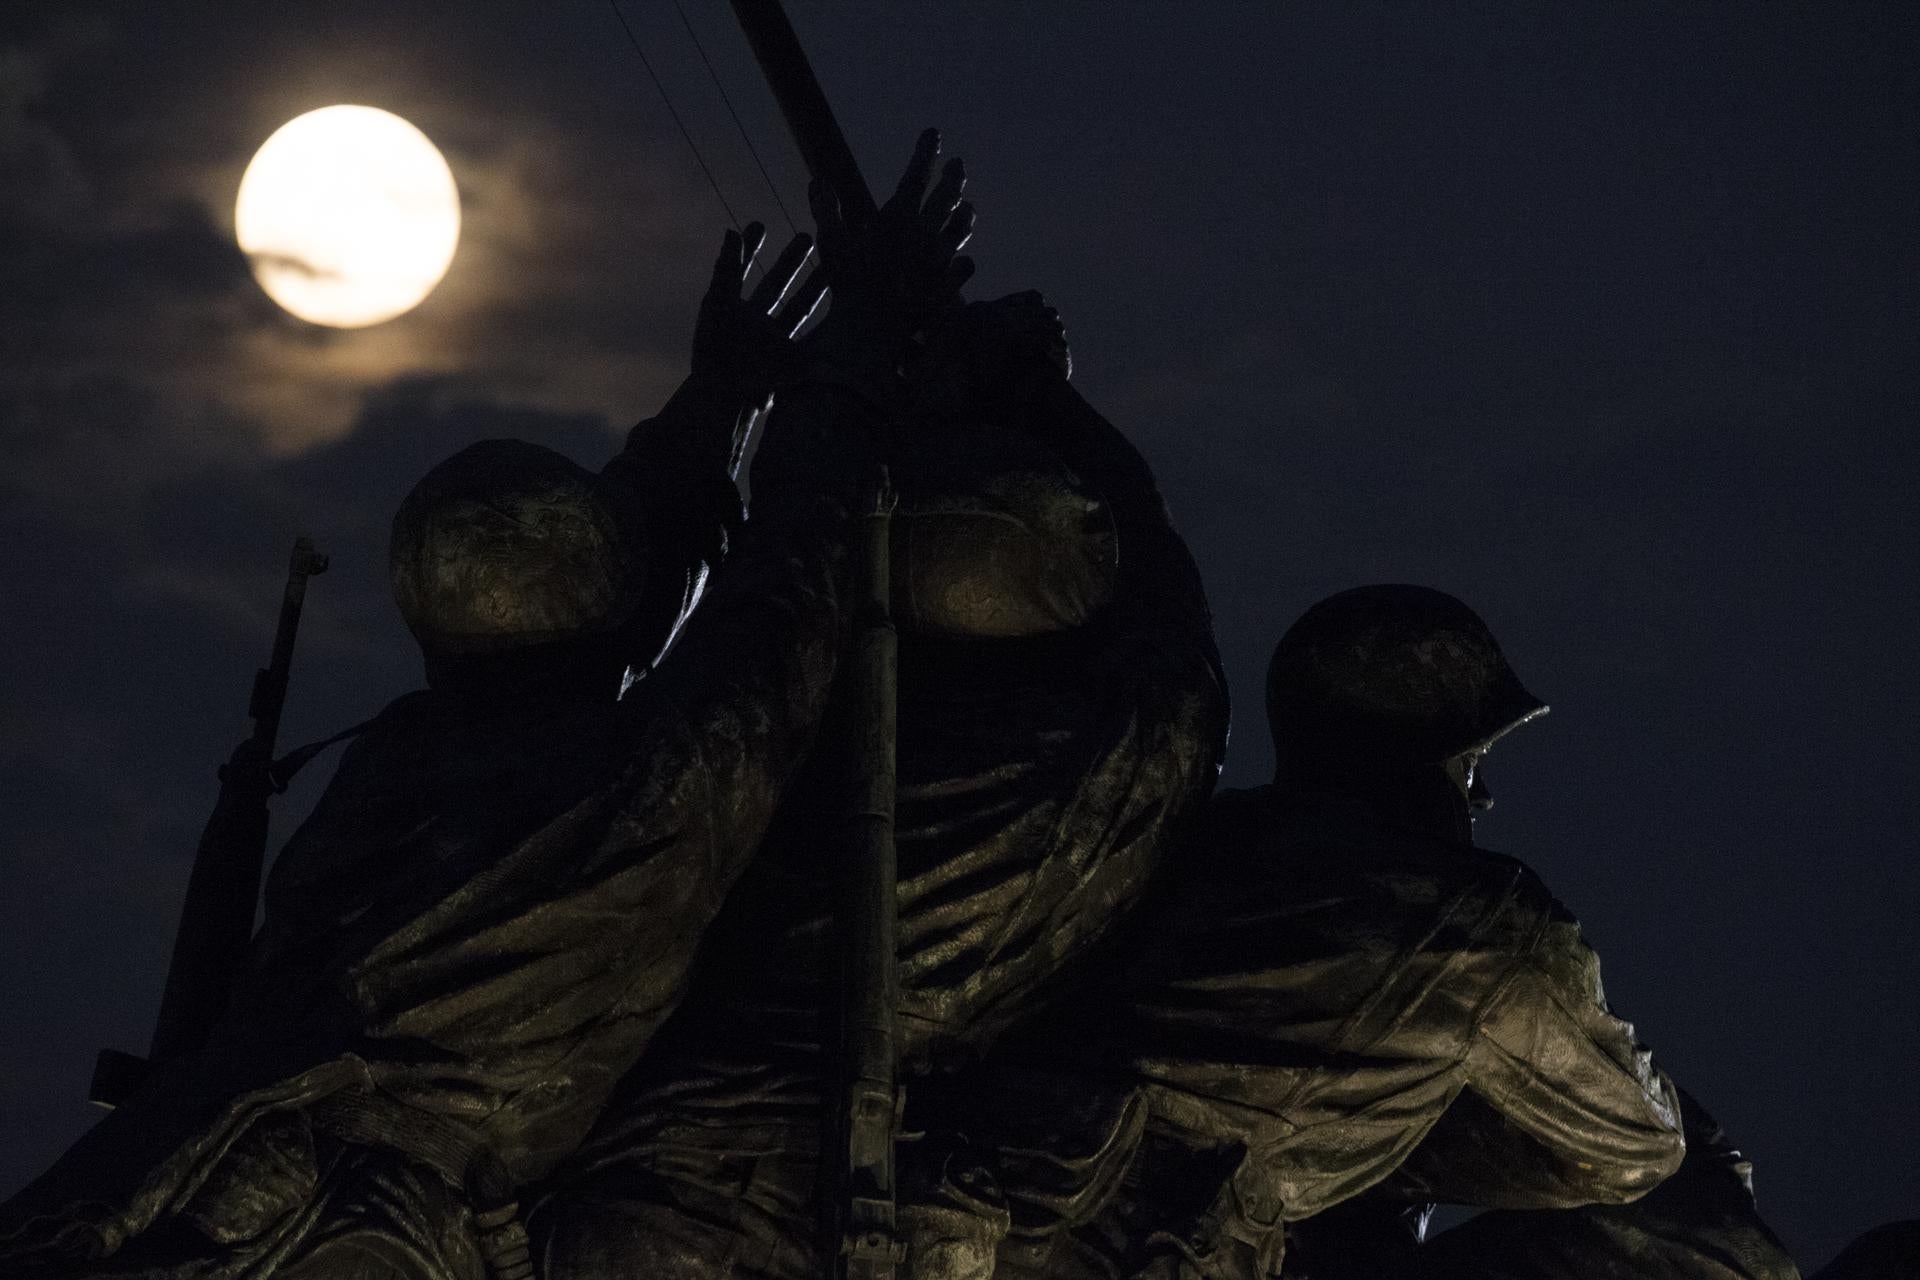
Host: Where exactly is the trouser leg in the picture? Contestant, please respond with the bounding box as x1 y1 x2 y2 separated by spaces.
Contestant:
264 1141 488 1280
531 1147 824 1280
899 1136 1011 1280
533 1142 1015 1280
38 1138 488 1280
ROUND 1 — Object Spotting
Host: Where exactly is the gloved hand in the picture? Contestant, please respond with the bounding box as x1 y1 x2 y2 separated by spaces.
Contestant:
802 128 977 406
686 221 825 471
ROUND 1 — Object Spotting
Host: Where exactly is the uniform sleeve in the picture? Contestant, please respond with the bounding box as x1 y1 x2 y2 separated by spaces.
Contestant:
1406 1091 1799 1280
1425 896 1686 1208
600 375 754 670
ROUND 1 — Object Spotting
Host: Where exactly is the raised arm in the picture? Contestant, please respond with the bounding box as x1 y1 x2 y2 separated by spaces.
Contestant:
603 223 826 668
609 125 978 666
1404 1088 1798 1280
1385 889 1687 1210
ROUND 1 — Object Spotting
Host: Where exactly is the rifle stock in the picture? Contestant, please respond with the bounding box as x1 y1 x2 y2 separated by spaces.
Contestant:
722 8 906 1275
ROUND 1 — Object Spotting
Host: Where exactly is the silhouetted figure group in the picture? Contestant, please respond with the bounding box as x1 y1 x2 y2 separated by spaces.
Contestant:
1 130 1906 1280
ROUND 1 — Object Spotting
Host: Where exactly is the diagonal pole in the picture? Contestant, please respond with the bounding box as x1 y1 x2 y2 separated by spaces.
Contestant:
727 0 878 226
724 10 900 1278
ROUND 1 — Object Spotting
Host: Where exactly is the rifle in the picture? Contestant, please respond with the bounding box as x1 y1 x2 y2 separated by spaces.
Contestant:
722 9 909 1274
90 536 328 1108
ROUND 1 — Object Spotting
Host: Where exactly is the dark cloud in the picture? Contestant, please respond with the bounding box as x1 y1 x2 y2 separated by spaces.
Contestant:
240 247 335 280
1 198 274 370
0 47 87 223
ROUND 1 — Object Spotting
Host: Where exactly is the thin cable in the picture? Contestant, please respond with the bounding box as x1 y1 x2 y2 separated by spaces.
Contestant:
669 0 798 234
605 0 740 228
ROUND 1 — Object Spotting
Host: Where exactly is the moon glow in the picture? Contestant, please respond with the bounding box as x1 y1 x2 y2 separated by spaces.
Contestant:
235 105 460 328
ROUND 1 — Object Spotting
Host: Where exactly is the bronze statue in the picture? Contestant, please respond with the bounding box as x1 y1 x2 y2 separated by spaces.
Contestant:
0 173 955 1279
940 585 1797 1280
0 28 1828 1262
1301 1087 1801 1278
526 256 1229 1280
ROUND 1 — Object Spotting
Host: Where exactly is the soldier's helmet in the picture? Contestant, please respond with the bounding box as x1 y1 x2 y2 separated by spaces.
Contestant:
1266 584 1547 772
390 439 649 662
888 426 1117 639
863 289 1114 640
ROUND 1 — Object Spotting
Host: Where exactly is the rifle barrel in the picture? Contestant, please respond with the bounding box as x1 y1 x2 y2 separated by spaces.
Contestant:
249 536 327 753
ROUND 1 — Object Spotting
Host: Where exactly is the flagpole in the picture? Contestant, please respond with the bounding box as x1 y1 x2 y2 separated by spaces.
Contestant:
727 0 878 224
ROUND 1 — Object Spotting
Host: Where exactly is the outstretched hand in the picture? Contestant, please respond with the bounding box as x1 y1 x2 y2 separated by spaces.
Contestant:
810 127 976 337
689 221 828 407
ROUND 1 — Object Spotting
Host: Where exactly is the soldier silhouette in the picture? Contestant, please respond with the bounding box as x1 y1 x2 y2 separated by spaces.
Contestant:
920 586 1797 1280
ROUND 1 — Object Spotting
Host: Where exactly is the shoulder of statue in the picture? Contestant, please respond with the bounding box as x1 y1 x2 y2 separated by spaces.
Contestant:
1466 845 1575 916
1444 846 1589 965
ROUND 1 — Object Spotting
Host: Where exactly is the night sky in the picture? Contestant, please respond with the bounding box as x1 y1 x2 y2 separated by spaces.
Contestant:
2 2 1914 1266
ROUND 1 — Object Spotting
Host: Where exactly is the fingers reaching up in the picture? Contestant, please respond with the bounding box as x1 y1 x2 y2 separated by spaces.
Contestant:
748 232 814 317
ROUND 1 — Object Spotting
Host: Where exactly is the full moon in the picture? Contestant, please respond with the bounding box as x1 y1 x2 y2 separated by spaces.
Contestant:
235 105 460 328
